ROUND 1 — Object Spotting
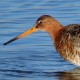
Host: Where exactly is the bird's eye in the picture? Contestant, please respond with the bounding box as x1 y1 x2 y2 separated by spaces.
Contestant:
39 20 43 24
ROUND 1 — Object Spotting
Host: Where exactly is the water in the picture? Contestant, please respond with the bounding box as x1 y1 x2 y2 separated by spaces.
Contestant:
0 0 80 80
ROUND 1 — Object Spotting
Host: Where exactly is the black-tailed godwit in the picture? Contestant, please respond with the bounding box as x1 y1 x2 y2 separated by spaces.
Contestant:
4 15 80 66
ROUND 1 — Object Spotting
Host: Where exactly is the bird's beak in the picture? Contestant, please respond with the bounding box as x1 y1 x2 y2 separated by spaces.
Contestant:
4 25 38 45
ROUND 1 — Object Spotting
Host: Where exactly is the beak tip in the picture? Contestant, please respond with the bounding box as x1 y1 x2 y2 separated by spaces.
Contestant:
3 43 7 45
3 37 18 45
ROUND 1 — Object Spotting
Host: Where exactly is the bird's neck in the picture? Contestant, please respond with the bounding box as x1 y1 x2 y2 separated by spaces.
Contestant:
47 22 63 43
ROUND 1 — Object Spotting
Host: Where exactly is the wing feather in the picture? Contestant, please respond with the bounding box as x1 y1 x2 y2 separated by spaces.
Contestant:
65 24 80 53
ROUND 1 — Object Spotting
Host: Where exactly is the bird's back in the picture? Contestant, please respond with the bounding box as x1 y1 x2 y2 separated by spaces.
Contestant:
55 24 80 66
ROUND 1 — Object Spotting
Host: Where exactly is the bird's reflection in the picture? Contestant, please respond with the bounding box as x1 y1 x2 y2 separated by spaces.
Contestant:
57 68 80 80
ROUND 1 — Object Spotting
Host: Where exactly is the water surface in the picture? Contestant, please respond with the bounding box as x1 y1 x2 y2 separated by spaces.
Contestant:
0 0 80 80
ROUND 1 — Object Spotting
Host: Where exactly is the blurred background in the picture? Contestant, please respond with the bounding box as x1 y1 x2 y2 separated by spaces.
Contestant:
0 0 80 80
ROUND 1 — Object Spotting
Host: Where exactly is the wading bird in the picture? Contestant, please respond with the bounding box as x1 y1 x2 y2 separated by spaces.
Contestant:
4 15 80 66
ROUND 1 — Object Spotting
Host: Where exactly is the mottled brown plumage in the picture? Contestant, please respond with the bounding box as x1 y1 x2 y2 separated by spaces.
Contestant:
55 24 80 66
4 15 80 66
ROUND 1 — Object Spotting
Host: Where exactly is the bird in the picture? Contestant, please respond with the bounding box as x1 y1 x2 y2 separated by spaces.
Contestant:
4 15 80 66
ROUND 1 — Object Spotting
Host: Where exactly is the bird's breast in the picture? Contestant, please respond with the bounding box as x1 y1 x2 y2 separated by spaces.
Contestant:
54 30 80 66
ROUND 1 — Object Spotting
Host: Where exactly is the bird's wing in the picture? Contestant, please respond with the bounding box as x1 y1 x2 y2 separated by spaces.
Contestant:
65 24 80 52
72 33 80 52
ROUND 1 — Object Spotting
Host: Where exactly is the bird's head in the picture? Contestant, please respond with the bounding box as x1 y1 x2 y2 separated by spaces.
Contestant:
35 15 55 31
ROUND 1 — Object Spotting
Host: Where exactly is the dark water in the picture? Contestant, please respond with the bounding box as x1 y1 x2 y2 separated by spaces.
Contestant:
0 0 80 80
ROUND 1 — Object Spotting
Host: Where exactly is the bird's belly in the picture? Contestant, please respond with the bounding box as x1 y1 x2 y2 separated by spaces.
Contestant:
58 49 80 66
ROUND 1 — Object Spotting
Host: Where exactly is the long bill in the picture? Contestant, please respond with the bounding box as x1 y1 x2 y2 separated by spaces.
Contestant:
4 26 38 45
